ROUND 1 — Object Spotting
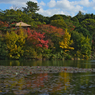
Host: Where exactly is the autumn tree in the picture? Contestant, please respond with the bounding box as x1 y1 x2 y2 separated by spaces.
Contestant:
0 21 8 33
27 28 48 50
5 29 27 59
36 24 65 52
59 29 74 52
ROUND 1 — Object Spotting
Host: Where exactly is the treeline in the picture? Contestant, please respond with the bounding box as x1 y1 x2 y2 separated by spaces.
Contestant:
0 1 95 60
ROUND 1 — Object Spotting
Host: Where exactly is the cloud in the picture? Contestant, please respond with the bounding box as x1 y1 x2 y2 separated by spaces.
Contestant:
0 0 37 3
48 0 56 7
55 0 83 11
79 0 91 7
56 0 72 9
46 0 84 16
39 1 46 6
0 0 38 7
38 7 67 17
0 0 95 17
91 0 95 10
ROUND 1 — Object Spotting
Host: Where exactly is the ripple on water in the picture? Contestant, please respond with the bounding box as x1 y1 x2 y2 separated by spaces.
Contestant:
0 67 95 94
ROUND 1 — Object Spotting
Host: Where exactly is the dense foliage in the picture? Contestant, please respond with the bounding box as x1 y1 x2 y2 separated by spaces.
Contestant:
0 1 94 60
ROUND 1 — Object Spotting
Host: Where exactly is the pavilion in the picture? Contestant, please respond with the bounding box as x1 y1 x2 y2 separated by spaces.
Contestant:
15 22 31 29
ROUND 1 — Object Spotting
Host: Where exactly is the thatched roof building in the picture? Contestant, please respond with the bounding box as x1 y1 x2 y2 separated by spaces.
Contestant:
15 22 31 27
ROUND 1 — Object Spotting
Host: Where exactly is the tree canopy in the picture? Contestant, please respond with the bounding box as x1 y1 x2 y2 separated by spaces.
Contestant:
22 1 39 13
0 1 95 60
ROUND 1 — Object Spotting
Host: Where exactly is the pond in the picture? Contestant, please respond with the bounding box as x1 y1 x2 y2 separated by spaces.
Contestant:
0 60 95 95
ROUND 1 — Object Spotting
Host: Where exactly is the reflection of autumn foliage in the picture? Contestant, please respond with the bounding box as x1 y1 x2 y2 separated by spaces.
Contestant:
5 77 25 90
26 73 48 88
51 82 61 93
36 73 44 87
26 79 32 88
49 72 71 93
34 73 48 87
27 28 48 49
59 72 70 91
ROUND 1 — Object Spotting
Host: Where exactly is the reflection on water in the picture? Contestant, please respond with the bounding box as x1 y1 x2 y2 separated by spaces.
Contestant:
0 60 95 94
0 60 95 68
0 71 95 95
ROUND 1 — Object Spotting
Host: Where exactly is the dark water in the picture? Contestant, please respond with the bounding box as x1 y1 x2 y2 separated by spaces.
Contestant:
0 60 95 95
0 60 95 68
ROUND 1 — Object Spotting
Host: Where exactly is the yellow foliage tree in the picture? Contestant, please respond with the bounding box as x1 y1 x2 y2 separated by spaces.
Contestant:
5 29 27 59
59 29 74 51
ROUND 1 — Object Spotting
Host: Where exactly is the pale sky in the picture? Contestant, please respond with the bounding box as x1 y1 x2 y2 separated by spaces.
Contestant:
0 0 95 17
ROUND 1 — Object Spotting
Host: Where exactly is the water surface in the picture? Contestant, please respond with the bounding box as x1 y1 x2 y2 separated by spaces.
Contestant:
0 60 95 95
0 60 95 68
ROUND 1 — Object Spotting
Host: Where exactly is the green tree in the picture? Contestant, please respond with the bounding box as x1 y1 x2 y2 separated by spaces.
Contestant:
81 19 95 51
81 19 95 35
74 25 91 38
84 14 91 19
50 19 67 30
3 9 33 23
3 9 18 23
0 35 8 59
75 11 85 22
71 17 79 26
0 9 5 21
71 31 91 59
22 1 39 13
50 14 63 20
2 8 44 29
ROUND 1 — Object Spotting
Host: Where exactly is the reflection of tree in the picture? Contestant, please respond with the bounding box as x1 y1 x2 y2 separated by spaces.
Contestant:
8 77 25 90
50 72 72 94
32 73 48 88
0 78 5 91
2 76 26 94
9 60 20 66
79 60 91 85
80 61 91 86
59 71 71 91
1 66 95 95
80 72 91 86
32 60 42 66
76 60 91 68
51 81 61 94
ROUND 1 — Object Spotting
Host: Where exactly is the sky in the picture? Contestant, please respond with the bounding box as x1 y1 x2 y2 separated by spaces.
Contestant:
0 0 95 17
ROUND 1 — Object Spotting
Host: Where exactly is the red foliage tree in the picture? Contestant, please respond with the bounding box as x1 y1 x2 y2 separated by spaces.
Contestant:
27 28 48 49
37 24 65 37
0 21 17 32
0 21 8 28
35 24 65 49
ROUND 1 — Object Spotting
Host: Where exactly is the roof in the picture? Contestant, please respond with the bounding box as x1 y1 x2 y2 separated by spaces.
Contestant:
15 22 31 27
